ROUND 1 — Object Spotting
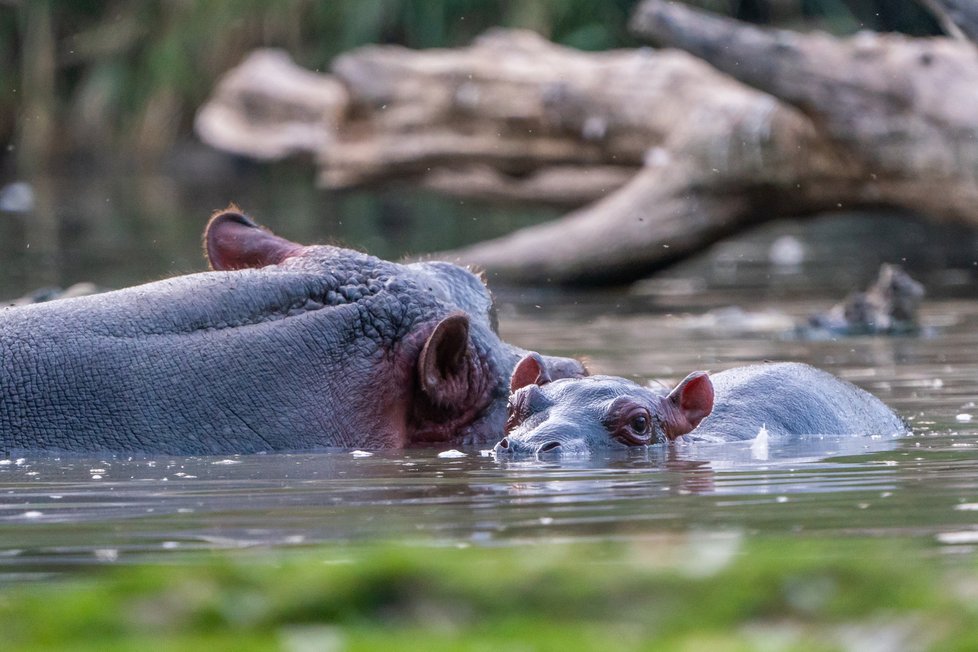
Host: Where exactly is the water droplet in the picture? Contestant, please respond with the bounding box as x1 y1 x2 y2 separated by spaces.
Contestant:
937 531 978 544
94 549 119 562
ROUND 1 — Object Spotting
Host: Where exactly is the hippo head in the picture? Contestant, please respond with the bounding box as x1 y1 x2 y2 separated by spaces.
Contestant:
494 354 714 457
202 209 587 447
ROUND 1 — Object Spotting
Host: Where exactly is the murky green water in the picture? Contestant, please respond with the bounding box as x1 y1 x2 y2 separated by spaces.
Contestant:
2 167 978 581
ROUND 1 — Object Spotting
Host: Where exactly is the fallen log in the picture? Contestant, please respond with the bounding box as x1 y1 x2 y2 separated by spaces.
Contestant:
197 30 661 207
195 49 348 161
450 3 978 284
196 9 978 285
628 0 978 224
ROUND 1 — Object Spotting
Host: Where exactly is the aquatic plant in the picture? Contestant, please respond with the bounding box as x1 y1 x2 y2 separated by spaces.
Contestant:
0 536 974 650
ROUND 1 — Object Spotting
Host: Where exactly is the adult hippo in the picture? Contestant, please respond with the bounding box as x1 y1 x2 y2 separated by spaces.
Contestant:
0 209 586 454
494 356 906 456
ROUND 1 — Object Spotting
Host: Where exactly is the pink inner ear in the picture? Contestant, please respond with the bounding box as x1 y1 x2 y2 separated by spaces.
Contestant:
204 209 304 271
677 372 714 430
510 353 552 393
418 314 472 410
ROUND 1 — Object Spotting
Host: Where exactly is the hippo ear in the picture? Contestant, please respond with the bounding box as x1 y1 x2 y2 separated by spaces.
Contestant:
510 353 553 393
204 207 304 270
418 314 472 409
663 371 714 438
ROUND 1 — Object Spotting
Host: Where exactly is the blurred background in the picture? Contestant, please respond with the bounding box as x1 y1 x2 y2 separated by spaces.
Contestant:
0 0 960 300
0 0 944 170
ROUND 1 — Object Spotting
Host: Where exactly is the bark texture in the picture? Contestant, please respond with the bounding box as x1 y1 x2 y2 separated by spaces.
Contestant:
197 6 978 285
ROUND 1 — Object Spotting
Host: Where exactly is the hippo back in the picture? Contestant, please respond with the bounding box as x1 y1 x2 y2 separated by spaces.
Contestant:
695 362 906 441
0 218 587 454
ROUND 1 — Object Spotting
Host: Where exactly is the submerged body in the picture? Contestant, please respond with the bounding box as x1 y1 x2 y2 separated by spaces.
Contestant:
496 359 906 456
0 210 585 454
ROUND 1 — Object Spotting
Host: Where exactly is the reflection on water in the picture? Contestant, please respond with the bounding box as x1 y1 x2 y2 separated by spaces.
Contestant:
0 168 559 300
2 427 978 581
2 168 978 578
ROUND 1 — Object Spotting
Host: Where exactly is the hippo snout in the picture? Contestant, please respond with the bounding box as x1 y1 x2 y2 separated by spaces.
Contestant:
494 436 568 456
494 436 529 456
493 423 591 458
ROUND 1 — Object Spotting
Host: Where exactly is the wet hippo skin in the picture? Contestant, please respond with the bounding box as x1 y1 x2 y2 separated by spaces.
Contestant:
0 209 586 454
495 356 906 456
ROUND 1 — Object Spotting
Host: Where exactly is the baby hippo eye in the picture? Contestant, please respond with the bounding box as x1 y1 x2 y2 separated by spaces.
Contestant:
620 410 654 445
605 398 657 446
629 414 649 434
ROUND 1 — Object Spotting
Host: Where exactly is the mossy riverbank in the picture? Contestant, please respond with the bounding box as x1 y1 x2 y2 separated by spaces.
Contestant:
2 535 975 651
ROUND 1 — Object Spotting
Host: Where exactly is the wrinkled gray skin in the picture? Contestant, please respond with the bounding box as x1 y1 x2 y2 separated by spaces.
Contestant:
0 210 586 454
495 361 907 457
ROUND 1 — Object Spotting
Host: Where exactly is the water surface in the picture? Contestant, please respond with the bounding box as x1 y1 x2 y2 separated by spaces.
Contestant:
2 169 978 580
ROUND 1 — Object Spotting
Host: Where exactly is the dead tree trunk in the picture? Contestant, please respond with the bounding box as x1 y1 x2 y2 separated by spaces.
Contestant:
629 0 978 224
197 30 680 207
197 11 978 285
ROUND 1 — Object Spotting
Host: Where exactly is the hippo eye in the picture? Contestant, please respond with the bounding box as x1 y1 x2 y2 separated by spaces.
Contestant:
619 409 653 445
629 414 649 435
604 399 656 446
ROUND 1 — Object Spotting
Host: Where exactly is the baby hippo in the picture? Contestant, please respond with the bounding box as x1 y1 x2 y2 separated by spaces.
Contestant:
494 356 907 456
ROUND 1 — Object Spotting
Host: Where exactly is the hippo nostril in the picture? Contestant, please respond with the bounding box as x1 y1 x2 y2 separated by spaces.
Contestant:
498 437 510 449
538 441 562 453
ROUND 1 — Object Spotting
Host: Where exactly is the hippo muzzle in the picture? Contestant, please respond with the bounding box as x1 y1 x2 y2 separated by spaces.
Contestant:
494 420 593 457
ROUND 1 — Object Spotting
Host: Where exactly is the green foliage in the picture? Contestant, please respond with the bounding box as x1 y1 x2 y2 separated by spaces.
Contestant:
1 536 976 650
0 0 640 160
